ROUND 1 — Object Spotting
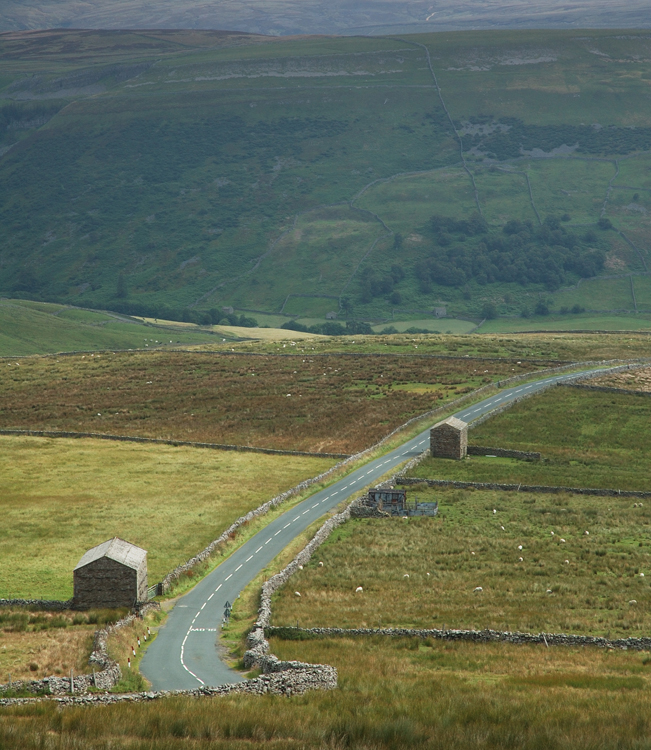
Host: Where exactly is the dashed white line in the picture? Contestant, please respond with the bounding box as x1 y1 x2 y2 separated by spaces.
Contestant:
246 555 253 562
255 546 263 553
302 510 310 515
283 524 291 529
265 538 271 544
235 564 243 571
215 584 222 592
207 593 214 601
225 573 232 581
274 530 282 536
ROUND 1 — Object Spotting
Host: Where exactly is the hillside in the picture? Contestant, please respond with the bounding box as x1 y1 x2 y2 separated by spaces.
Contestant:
1 28 651 330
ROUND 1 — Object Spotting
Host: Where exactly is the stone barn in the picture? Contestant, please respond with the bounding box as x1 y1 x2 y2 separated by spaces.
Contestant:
73 538 147 609
430 416 468 459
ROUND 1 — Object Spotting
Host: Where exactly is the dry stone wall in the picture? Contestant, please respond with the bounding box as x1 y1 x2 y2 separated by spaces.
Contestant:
467 446 541 460
264 626 651 653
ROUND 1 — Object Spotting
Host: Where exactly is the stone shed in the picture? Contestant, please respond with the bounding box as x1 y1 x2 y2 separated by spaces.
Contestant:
430 416 468 460
73 538 147 609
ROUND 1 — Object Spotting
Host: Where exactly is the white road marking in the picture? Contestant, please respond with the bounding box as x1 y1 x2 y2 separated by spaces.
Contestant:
190 628 217 632
265 538 271 544
312 503 319 509
215 584 222 592
225 573 232 580
256 546 263 553
246 555 253 562
208 593 214 601
293 516 301 521
235 564 243 571
200 602 206 610
302 509 310 515
283 524 291 529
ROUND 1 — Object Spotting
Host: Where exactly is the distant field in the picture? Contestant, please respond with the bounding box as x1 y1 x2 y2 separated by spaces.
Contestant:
0 299 234 355
0 436 333 599
592 366 651 392
410 388 651 490
0 351 536 454
479 313 651 334
272 486 651 636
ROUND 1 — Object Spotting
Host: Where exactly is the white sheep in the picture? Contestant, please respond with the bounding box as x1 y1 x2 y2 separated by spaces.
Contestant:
546 589 552 594
551 531 555 536
474 586 483 593
564 560 569 564
493 509 497 514
584 531 590 536
630 600 638 605
518 557 524 562
518 545 523 550
294 591 301 597
403 574 410 579
641 573 645 578
356 586 363 593
318 561 324 567
560 538 566 543
298 565 303 570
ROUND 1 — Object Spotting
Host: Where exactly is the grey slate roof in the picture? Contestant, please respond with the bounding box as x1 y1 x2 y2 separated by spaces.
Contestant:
74 537 147 572
435 416 468 431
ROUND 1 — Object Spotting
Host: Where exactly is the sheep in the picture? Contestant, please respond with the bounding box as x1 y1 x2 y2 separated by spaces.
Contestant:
518 545 523 550
298 565 303 570
474 586 483 593
518 557 524 562
564 560 570 564
584 531 590 536
493 509 497 514
471 551 476 556
630 600 638 605
640 573 645 578
355 586 363 593
551 531 555 536
546 589 552 594
318 561 324 567
501 526 505 531
560 538 566 543
294 591 301 597
403 574 410 579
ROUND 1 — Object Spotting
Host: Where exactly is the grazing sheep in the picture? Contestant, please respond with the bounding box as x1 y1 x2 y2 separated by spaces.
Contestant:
493 509 497 514
518 557 524 562
294 591 301 597
584 531 590 536
298 565 303 570
630 600 638 605
564 560 569 564
356 586 363 593
318 561 324 567
640 573 645 577
403 574 410 579
518 545 523 550
471 551 476 556
551 531 555 536
501 526 505 531
474 586 483 593
546 589 552 594
560 538 566 543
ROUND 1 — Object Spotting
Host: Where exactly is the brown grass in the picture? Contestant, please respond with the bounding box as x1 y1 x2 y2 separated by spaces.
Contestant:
0 351 536 454
591 365 651 392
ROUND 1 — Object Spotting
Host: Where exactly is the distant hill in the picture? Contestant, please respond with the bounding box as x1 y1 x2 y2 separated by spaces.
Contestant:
0 0 650 36
1 28 651 328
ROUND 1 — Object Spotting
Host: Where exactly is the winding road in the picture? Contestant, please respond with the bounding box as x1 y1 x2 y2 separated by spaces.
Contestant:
141 368 601 690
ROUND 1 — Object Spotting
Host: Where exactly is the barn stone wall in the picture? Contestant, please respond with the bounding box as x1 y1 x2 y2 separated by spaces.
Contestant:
74 557 146 609
430 419 468 459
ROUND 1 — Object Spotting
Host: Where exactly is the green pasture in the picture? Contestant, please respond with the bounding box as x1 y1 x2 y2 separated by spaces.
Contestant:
411 387 651 491
479 313 651 333
0 299 230 356
0 436 334 599
272 486 651 636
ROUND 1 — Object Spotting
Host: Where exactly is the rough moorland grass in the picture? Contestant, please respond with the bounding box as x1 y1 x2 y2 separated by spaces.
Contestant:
0 608 125 683
592 365 651 392
5 638 651 748
271 487 651 637
0 350 533 454
0 436 334 600
410 387 651 490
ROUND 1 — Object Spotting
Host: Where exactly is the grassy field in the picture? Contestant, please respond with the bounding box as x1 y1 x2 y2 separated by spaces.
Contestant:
3 30 651 325
410 387 651 491
0 350 538 454
592 366 651 391
0 608 124 685
0 436 334 600
271 487 651 636
6 634 651 747
0 299 237 355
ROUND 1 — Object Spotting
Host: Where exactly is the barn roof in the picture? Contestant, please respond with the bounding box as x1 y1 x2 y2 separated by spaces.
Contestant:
433 416 468 431
74 538 147 572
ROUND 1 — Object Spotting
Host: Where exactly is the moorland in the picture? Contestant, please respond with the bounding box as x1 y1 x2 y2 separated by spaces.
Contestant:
2 28 651 335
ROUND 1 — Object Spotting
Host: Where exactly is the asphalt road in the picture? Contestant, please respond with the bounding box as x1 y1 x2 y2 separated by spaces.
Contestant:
140 368 600 690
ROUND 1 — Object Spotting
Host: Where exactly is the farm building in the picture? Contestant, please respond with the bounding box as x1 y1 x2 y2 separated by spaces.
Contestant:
73 538 147 609
367 489 438 517
430 416 468 459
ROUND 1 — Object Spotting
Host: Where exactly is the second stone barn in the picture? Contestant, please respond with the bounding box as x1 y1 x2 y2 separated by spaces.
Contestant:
430 416 468 459
73 537 148 609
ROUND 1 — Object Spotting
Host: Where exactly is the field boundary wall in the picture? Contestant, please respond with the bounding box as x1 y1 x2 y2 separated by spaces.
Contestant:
560 383 651 397
467 446 541 460
264 626 651 652
397 477 651 499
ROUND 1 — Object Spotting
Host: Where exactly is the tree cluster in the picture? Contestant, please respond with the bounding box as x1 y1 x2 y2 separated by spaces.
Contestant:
416 214 606 292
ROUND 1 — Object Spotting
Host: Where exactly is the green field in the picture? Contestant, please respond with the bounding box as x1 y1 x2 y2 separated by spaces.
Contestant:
0 298 238 355
0 436 333 599
271 486 651 636
3 29 651 327
411 387 651 491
